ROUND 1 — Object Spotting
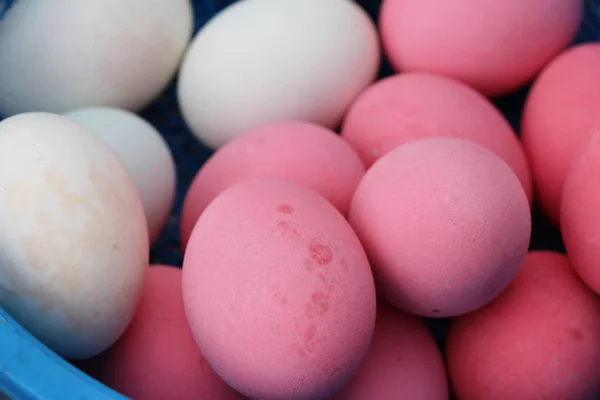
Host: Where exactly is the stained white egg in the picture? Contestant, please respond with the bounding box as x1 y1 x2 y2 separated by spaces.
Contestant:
177 0 380 149
0 0 193 116
65 107 176 244
0 112 149 360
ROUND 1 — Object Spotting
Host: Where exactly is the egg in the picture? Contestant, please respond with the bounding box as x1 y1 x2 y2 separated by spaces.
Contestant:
379 0 584 97
349 138 531 317
446 251 600 400
180 121 365 249
521 43 600 226
332 302 448 400
182 179 377 400
0 112 148 359
65 107 176 244
561 128 600 295
340 72 532 203
177 0 380 149
92 265 244 400
0 0 193 116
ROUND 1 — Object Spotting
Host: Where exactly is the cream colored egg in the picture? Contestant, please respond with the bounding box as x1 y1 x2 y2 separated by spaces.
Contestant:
0 112 148 359
65 107 176 244
177 0 380 149
0 0 193 116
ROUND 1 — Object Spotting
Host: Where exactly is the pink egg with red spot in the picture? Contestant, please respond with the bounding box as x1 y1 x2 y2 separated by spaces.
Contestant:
341 72 532 203
446 252 600 400
180 121 365 249
333 302 448 400
91 265 244 400
182 179 377 400
349 137 531 317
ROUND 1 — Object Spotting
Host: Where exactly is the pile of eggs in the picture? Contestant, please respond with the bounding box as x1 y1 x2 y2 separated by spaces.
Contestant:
0 0 599 399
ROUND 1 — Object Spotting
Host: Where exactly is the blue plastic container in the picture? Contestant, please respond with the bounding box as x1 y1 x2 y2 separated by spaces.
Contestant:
0 0 599 398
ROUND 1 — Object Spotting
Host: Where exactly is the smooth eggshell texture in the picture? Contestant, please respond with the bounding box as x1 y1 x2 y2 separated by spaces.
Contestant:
332 302 448 400
341 72 532 203
0 113 148 359
379 0 584 97
446 251 600 400
561 129 600 295
0 0 193 116
177 0 380 149
522 43 600 226
180 121 365 249
182 179 377 400
349 138 531 317
65 107 176 244
93 265 244 400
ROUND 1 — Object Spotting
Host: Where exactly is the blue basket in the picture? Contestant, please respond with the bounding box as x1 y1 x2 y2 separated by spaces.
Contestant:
0 0 599 398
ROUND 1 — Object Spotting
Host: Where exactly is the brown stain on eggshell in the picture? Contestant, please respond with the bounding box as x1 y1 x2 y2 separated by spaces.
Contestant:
0 157 143 352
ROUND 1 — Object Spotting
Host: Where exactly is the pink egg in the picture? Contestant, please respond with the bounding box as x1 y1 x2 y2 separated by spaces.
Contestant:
332 302 448 400
379 0 584 97
561 128 600 295
182 179 377 400
180 121 365 249
446 252 600 400
92 265 243 400
348 138 531 317
522 43 600 226
340 72 532 203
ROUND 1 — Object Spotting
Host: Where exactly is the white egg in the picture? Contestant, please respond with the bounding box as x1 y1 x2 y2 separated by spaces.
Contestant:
177 0 380 149
0 112 148 359
65 107 176 244
0 0 193 116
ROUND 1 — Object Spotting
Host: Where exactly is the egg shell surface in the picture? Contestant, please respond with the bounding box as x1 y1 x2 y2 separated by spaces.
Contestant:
177 0 380 149
0 112 148 359
65 107 176 244
561 128 600 295
348 138 531 317
182 178 377 400
521 43 600 226
379 0 584 97
340 72 532 203
332 302 448 400
93 265 244 400
0 0 193 116
180 121 365 249
446 251 600 400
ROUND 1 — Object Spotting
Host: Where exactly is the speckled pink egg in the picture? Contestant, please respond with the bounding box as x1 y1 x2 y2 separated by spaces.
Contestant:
379 0 584 97
561 129 600 295
446 251 600 400
180 121 365 249
522 43 600 226
93 265 244 400
332 302 448 400
349 138 531 317
182 179 377 400
340 72 532 203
